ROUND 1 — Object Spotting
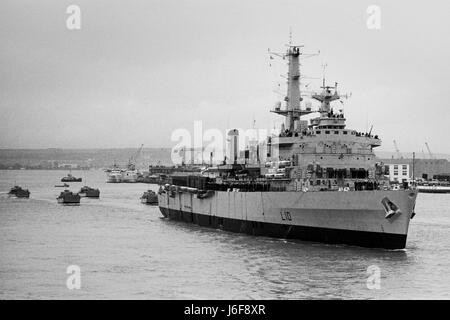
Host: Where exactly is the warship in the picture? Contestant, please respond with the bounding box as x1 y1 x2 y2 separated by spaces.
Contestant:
157 41 418 249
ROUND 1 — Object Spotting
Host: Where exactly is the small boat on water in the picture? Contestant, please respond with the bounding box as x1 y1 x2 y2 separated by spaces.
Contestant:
55 183 70 188
57 190 80 205
8 186 30 198
140 190 158 205
78 186 100 198
61 173 82 182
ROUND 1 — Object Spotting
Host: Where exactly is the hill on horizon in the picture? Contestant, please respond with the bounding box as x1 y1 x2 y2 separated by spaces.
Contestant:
1 148 449 169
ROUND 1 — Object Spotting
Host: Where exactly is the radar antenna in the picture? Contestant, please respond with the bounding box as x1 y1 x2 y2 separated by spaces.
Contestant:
289 27 292 46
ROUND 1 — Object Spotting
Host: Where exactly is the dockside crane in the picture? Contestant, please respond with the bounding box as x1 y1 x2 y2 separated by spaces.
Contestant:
425 142 434 159
393 140 402 159
128 144 144 169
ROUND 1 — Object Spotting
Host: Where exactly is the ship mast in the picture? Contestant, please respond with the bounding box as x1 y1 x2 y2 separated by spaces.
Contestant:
270 42 316 132
285 45 302 131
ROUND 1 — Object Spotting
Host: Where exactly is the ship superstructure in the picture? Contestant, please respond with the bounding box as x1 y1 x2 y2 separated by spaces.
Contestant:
265 44 382 190
157 41 418 249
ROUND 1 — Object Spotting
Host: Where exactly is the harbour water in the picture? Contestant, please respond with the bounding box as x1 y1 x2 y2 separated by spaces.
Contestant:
0 170 449 299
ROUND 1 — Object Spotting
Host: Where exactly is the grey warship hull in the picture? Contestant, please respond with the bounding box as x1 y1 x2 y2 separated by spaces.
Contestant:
158 189 417 249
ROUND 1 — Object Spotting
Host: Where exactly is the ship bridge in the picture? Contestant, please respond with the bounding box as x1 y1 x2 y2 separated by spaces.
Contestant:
310 114 346 129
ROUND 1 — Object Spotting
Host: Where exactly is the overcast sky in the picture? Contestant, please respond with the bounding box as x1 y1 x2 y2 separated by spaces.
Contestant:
1 0 449 154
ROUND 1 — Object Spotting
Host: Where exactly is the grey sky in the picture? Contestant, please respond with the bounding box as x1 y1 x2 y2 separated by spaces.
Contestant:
1 0 449 154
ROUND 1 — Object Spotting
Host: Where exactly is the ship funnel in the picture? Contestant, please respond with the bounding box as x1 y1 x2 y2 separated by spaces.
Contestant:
227 129 239 164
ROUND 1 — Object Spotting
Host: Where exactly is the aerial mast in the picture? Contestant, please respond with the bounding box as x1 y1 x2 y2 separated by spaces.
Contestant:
284 44 303 132
270 42 316 132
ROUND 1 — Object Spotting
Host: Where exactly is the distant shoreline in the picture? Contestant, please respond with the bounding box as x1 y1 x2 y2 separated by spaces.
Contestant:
0 148 174 170
0 148 448 170
0 148 447 158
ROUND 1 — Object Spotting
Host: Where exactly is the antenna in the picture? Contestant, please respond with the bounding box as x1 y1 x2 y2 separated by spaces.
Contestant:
365 112 368 134
321 62 328 87
289 27 292 45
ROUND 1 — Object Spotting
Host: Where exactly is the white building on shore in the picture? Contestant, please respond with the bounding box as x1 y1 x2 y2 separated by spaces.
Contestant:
387 163 410 183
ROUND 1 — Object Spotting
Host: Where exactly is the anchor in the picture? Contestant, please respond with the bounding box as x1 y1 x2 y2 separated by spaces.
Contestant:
381 197 402 219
